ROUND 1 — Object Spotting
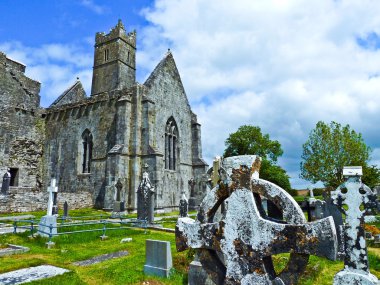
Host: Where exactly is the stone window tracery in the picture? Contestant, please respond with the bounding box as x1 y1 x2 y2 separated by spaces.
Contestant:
81 129 93 173
165 118 178 170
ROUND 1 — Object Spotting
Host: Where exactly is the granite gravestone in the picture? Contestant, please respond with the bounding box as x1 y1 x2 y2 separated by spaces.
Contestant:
1 169 11 195
144 239 172 277
137 171 155 224
331 166 379 285
63 201 68 218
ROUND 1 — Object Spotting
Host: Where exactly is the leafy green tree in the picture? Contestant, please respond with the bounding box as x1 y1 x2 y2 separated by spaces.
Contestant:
224 125 283 162
259 159 292 192
300 121 372 188
362 165 380 189
223 125 291 192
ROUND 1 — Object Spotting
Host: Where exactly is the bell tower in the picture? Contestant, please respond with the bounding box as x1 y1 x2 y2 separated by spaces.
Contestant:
91 20 136 95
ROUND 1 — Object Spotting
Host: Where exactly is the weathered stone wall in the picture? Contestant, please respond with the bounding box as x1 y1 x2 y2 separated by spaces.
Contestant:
43 91 123 207
0 52 43 189
144 52 208 207
0 187 93 214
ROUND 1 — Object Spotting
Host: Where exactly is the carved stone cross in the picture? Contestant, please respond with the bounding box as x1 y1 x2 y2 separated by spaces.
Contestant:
176 155 338 285
115 178 123 202
331 166 379 285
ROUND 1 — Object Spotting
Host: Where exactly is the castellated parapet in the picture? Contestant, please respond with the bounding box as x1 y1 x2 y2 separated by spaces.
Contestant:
95 19 136 47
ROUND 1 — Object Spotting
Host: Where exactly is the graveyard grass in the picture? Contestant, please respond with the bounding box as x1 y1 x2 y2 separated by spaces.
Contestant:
0 209 379 285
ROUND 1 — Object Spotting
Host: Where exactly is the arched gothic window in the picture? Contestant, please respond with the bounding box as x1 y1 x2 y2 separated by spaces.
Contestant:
165 118 178 170
82 129 93 173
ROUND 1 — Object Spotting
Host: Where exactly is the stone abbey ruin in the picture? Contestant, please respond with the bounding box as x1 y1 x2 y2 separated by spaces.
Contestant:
0 20 208 213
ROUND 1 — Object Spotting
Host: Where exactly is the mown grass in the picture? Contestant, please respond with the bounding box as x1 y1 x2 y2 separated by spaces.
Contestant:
0 209 379 284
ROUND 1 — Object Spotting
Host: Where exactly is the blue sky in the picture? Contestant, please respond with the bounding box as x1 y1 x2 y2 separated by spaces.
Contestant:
2 0 380 189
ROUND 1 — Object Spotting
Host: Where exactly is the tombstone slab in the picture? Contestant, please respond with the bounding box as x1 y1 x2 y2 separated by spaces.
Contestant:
0 265 69 285
144 239 172 277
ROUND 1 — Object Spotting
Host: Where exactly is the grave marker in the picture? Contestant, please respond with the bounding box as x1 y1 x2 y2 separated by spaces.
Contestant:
179 191 188 218
144 239 172 277
137 169 155 224
113 178 124 213
63 201 68 218
177 155 338 285
1 168 11 195
38 178 58 238
331 166 379 285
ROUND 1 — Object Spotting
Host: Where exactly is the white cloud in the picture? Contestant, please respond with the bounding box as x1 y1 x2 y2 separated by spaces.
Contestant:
80 0 109 15
140 0 380 188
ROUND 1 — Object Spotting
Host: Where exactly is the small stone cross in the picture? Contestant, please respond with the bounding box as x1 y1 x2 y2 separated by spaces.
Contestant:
115 178 123 201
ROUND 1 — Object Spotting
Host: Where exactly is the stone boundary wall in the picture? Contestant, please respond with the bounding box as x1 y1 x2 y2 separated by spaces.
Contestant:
0 187 93 214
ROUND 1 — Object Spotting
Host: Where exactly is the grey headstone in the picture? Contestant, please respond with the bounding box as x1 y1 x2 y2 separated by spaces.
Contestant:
38 215 57 237
1 170 11 195
188 259 216 285
144 239 172 278
120 201 125 212
63 201 68 217
113 202 121 212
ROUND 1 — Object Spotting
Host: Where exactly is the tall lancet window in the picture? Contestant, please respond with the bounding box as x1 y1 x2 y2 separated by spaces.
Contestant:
82 129 93 173
165 118 179 170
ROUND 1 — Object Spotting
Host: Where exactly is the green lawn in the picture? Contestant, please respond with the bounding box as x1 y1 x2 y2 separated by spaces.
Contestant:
0 209 379 284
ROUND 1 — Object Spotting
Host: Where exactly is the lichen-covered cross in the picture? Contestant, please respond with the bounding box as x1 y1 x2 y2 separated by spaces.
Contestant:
331 166 379 285
176 155 338 285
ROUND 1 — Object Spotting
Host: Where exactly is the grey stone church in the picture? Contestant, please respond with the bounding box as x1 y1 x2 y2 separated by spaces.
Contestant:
0 20 208 213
